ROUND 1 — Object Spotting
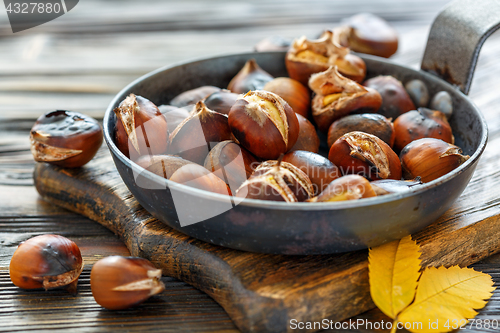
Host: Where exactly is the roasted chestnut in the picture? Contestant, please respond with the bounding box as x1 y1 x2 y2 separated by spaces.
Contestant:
227 59 273 94
405 79 429 108
329 131 401 180
430 91 453 119
254 35 292 52
204 140 259 193
308 175 376 202
309 66 382 132
168 101 232 165
334 13 398 58
169 86 221 108
290 114 320 153
393 107 453 152
114 94 169 159
169 163 231 195
30 110 103 168
286 30 366 85
228 90 299 160
158 105 190 133
236 159 314 202
283 150 340 195
10 234 83 294
135 154 194 179
400 138 469 183
203 90 240 115
263 77 310 118
364 75 415 119
327 113 394 148
90 256 165 310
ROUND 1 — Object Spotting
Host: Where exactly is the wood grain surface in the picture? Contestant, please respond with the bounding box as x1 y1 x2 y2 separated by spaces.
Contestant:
3 0 500 332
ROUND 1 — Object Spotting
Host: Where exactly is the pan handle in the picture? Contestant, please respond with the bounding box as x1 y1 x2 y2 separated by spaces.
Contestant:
421 0 500 95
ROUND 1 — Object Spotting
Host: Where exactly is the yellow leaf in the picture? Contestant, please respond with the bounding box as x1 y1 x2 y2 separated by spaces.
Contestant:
397 266 495 333
369 235 421 319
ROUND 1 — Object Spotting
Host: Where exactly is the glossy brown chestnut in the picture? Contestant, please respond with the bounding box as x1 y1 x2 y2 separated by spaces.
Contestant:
309 66 382 132
10 234 83 294
327 113 395 148
169 163 231 195
90 256 165 310
203 90 240 115
308 175 376 202
334 13 398 58
236 160 314 202
283 150 340 195
135 154 194 179
263 77 310 118
400 138 469 183
30 110 103 168
363 75 415 119
168 101 232 165
228 90 299 160
204 140 259 193
227 59 273 94
290 114 320 153
169 86 221 108
329 131 401 180
158 105 191 133
393 107 454 152
114 94 169 159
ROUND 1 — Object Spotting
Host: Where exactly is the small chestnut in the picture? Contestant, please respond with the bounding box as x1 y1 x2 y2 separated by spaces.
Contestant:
236 159 314 202
283 150 340 195
309 66 382 132
169 86 221 108
364 75 415 119
90 256 165 310
393 107 454 152
203 90 240 115
329 131 401 180
204 140 259 193
405 79 429 108
158 105 191 133
228 90 299 160
327 113 395 148
400 138 469 183
114 94 169 159
10 234 83 294
227 59 273 94
263 77 310 118
308 175 376 202
169 163 231 196
290 114 320 153
30 110 103 168
430 91 453 119
168 101 232 165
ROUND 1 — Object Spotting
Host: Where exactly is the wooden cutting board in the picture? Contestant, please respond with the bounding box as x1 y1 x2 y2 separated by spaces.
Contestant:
33 151 500 333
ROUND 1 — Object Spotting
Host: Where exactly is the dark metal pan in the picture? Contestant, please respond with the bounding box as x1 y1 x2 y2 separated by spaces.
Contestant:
103 0 500 254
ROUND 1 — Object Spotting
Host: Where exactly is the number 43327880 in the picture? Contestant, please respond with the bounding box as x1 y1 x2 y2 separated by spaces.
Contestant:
6 2 62 14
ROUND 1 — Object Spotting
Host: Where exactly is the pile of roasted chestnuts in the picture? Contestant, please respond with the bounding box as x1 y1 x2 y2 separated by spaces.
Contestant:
112 29 467 203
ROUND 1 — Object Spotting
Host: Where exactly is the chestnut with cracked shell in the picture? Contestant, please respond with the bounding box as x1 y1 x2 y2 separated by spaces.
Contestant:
309 66 382 132
227 59 273 94
228 90 299 160
308 175 376 202
329 131 401 180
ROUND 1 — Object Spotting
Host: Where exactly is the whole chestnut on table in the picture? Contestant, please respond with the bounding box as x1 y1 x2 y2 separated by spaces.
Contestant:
228 90 299 160
290 114 320 153
236 160 314 202
169 101 232 165
308 175 376 202
327 113 395 148
400 138 469 183
169 86 221 108
286 30 366 85
329 131 401 180
309 66 382 132
263 77 310 118
364 75 415 119
227 59 273 94
10 234 83 294
90 256 165 310
393 107 453 152
30 110 103 168
114 94 169 159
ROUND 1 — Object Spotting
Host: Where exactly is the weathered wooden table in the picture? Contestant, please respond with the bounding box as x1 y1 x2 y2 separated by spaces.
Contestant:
2 0 500 332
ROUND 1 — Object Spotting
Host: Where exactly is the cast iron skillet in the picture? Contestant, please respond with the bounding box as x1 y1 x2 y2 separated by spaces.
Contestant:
103 0 500 254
